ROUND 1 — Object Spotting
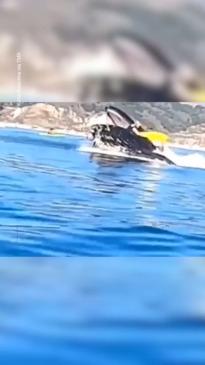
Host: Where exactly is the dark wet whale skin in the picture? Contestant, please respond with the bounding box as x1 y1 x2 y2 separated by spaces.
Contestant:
92 125 174 165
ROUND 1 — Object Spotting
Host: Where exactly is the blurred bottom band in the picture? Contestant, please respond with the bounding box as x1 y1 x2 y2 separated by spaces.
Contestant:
0 258 204 365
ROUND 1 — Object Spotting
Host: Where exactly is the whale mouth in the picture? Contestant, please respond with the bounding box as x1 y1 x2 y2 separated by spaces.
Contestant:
86 105 175 166
87 112 114 129
87 105 136 130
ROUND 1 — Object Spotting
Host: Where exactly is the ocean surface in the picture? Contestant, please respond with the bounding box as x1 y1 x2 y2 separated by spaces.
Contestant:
0 129 205 364
0 128 204 257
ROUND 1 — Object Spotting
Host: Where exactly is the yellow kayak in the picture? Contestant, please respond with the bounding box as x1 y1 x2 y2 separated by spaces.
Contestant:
190 89 205 102
139 131 170 144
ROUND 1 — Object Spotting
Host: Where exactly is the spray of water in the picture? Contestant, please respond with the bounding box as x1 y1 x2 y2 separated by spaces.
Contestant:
163 147 205 169
79 144 205 170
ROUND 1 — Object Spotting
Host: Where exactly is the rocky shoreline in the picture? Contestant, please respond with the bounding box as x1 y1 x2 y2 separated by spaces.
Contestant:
171 124 205 148
0 102 205 148
0 103 90 134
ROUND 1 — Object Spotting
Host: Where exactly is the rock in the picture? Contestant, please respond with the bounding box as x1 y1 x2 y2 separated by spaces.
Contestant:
1 0 205 101
0 102 205 148
172 123 205 147
0 103 89 132
21 103 59 125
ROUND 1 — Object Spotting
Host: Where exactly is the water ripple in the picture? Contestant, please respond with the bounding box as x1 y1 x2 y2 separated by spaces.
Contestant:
0 129 204 257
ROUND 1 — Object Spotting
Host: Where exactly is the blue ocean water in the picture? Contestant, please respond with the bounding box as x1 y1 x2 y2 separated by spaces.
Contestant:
0 128 204 257
0 129 205 364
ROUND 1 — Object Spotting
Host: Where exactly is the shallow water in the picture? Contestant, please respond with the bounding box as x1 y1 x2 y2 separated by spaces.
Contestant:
0 129 205 364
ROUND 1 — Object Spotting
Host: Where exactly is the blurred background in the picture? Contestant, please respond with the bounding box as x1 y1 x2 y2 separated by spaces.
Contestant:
1 2 205 363
1 0 205 102
0 258 205 365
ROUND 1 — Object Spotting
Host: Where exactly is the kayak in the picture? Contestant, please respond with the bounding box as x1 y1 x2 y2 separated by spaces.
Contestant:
139 131 170 144
190 89 205 102
86 105 174 165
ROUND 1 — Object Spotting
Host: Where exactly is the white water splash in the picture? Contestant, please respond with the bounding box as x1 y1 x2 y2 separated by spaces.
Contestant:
163 147 205 170
79 144 167 165
79 144 205 170
80 144 140 159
